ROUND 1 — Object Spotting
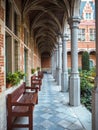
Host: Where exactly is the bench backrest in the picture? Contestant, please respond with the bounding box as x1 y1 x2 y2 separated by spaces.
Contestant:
7 82 25 102
38 71 43 78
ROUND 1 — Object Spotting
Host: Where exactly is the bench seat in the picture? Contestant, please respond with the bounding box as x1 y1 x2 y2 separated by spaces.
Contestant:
7 82 38 130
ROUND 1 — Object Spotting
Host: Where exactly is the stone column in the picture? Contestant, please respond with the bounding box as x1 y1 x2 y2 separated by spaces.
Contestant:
52 50 57 79
61 34 68 92
51 52 54 75
57 38 62 87
55 45 58 81
92 0 98 129
68 17 80 106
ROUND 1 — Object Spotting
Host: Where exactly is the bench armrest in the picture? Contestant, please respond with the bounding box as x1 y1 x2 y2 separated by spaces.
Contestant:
12 102 35 106
25 86 39 92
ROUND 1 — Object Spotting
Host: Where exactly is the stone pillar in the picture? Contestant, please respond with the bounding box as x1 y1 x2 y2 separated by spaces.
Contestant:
61 35 68 92
57 38 62 87
52 50 56 79
68 17 80 106
92 0 98 129
55 46 58 81
51 52 54 75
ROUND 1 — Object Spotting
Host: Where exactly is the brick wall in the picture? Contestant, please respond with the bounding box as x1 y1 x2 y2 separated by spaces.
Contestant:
0 0 4 92
0 2 4 21
41 56 51 68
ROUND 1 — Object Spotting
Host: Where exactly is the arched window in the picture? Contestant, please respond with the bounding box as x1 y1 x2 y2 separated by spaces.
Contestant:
89 59 95 69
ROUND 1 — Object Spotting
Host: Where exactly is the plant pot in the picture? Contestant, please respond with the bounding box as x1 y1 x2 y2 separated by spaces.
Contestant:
6 83 13 88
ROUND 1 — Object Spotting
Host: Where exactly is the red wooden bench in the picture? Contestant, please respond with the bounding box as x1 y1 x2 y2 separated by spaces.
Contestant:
7 82 38 130
38 71 44 79
31 75 42 91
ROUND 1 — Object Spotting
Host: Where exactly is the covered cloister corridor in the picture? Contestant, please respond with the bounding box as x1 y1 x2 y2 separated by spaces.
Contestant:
13 73 91 130
0 0 98 129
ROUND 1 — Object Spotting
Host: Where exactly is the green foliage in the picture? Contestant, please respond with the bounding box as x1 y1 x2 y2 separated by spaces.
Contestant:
16 71 26 79
68 68 71 74
80 69 94 111
6 72 20 85
37 67 40 71
6 71 26 86
31 68 36 74
82 51 90 71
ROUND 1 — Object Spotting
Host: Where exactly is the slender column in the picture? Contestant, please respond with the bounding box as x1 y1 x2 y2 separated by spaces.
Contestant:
55 45 58 81
52 50 57 79
61 34 68 92
68 17 80 106
57 38 62 87
92 0 98 129
51 52 54 75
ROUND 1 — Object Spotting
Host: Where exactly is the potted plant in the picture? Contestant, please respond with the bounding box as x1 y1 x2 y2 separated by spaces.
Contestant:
16 70 26 79
37 67 40 71
31 68 36 74
6 72 20 88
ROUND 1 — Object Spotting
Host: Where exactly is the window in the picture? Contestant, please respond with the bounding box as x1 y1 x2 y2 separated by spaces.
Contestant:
6 0 12 30
89 29 95 41
78 29 85 41
86 13 92 19
14 11 18 36
89 59 94 69
14 40 19 71
5 32 12 73
5 0 20 74
5 33 20 73
24 48 28 82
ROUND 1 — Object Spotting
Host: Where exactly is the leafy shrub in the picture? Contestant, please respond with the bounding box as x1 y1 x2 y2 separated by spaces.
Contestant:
16 71 26 79
80 70 94 111
6 72 20 85
6 71 26 86
82 51 90 71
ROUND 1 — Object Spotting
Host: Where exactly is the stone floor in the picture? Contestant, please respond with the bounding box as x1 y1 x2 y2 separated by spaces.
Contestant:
13 73 92 130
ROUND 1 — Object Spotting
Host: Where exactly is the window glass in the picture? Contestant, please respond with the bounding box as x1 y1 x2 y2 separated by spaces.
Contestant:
6 0 12 30
78 29 85 41
89 29 95 41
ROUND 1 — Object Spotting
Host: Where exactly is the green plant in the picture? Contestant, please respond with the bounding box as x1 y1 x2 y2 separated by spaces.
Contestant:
16 71 26 79
6 72 20 86
82 51 90 71
37 67 40 71
80 70 94 111
31 68 36 74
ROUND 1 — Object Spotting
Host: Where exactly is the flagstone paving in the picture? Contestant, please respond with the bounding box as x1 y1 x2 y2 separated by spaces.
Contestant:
33 74 91 130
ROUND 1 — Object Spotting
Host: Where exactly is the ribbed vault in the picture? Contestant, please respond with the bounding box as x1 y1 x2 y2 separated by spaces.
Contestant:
21 0 80 55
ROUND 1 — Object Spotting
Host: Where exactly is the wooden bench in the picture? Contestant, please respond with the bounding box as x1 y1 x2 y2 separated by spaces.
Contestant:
31 75 42 91
38 71 44 79
7 82 38 130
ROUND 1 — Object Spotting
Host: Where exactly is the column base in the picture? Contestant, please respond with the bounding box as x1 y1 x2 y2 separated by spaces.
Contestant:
69 73 80 106
61 72 68 92
57 68 62 86
53 69 56 80
92 87 98 130
56 67 59 82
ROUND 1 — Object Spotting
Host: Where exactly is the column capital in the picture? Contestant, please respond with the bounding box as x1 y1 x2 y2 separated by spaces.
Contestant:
68 16 80 29
61 34 68 42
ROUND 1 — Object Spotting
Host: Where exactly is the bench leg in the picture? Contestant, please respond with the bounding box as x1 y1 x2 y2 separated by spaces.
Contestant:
39 85 41 91
29 112 33 130
7 115 12 130
36 97 38 104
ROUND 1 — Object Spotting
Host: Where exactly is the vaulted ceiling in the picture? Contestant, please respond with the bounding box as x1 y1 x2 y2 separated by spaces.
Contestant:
21 0 80 55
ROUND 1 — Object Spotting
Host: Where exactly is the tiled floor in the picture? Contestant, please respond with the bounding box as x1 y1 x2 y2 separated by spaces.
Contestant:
13 73 92 130
33 74 91 130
